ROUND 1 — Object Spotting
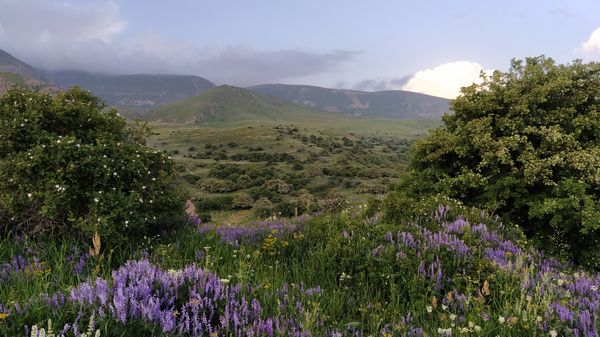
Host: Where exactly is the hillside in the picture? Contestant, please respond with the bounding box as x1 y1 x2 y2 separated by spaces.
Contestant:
0 49 58 94
248 83 450 119
149 85 387 126
45 70 216 109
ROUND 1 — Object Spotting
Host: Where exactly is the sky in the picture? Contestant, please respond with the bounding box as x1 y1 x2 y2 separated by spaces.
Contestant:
1 0 600 98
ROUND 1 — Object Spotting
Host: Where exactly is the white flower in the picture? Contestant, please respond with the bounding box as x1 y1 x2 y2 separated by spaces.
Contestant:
220 278 230 284
437 328 452 335
426 305 433 313
450 314 457 321
27 193 32 198
549 330 558 337
94 198 99 203
441 304 448 310
473 325 481 332
498 316 505 324
536 316 543 323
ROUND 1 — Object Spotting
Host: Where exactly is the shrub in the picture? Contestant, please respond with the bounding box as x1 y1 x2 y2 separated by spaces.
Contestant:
262 179 292 194
197 178 236 193
0 87 185 246
194 196 233 211
253 197 274 218
231 193 254 209
402 56 600 267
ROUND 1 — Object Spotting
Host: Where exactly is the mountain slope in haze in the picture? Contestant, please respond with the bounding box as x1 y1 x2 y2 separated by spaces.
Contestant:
0 49 58 94
147 85 339 124
46 70 216 109
248 84 450 119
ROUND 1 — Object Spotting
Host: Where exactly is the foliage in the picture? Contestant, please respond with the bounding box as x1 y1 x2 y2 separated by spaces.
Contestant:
2 205 599 336
254 197 274 218
0 87 185 246
231 193 254 209
402 56 600 267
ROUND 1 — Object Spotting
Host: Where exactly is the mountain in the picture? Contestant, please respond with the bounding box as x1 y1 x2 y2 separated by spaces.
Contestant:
45 70 216 109
0 49 57 94
147 85 331 124
248 84 450 119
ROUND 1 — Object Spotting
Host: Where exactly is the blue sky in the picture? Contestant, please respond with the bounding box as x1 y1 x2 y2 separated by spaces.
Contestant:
1 0 600 98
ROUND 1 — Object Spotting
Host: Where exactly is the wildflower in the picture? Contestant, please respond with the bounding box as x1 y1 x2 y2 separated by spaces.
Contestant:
426 305 433 313
549 331 558 337
450 314 457 321
0 312 8 319
27 193 33 198
498 316 505 324
437 327 452 336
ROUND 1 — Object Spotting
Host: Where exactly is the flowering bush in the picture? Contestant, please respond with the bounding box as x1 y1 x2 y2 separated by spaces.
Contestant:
0 87 186 245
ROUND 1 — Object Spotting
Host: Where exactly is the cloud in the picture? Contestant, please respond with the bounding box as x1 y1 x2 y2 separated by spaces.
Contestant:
401 61 491 99
582 27 600 55
0 0 125 43
348 76 412 92
0 0 357 86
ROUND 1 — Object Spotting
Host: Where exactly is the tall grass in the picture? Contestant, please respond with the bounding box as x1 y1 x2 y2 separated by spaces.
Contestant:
1 206 598 336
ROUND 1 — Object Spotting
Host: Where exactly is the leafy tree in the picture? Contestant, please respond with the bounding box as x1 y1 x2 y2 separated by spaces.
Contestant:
0 87 186 246
401 56 600 267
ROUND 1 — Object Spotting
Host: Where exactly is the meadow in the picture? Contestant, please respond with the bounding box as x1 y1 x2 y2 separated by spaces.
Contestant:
147 119 436 223
1 203 599 336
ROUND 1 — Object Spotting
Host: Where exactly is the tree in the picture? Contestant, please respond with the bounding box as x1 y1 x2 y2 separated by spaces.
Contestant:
0 87 186 246
402 56 600 267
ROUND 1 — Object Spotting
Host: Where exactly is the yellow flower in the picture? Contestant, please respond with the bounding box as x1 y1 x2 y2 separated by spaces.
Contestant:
0 312 9 320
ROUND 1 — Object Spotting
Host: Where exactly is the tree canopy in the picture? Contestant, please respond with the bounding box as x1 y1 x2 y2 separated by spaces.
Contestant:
402 56 600 267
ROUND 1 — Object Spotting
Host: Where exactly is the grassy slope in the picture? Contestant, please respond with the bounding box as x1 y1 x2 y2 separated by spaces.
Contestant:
148 119 438 223
147 85 442 129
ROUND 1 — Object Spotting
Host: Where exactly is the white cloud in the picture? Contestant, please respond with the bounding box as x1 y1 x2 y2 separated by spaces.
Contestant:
582 27 600 55
401 61 491 99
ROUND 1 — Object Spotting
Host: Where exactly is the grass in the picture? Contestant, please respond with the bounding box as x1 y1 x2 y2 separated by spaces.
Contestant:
147 119 438 221
1 204 599 336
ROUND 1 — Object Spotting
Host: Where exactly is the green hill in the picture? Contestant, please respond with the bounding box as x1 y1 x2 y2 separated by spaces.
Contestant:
248 83 450 119
45 70 216 110
0 49 58 94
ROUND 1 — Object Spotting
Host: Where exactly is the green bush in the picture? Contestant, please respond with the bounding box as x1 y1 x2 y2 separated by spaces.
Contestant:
194 195 233 211
0 87 185 246
401 56 600 267
231 193 254 209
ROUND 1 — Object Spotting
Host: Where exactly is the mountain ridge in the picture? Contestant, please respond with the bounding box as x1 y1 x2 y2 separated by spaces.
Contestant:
248 83 450 119
45 70 216 109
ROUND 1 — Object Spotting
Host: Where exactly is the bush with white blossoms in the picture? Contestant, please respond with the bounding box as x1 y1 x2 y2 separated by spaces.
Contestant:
0 87 186 246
